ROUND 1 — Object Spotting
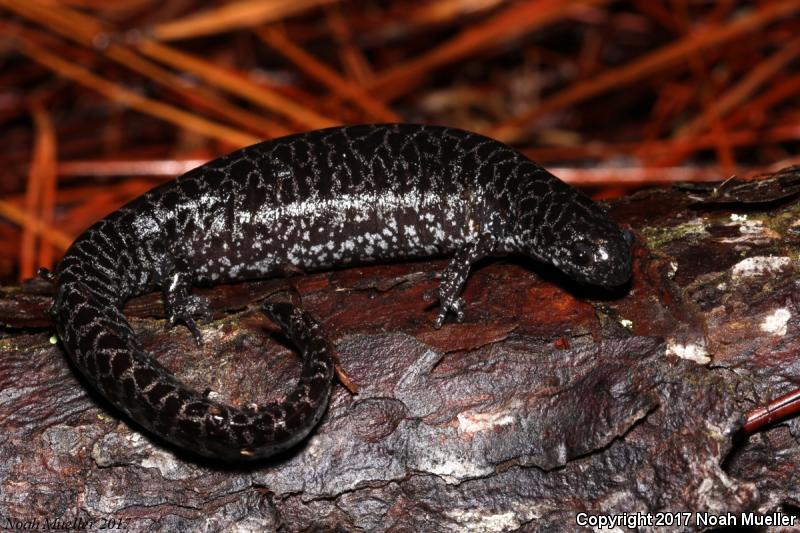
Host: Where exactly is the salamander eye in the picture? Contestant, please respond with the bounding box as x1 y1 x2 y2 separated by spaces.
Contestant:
573 241 595 267
623 228 635 246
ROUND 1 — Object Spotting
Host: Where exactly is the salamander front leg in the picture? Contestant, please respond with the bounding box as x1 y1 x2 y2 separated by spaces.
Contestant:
435 233 495 329
159 254 212 345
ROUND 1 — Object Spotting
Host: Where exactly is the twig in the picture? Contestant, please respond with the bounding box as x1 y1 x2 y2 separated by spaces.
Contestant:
743 387 800 436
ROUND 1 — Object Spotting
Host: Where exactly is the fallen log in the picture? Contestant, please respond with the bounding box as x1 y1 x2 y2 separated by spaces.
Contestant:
2 168 800 531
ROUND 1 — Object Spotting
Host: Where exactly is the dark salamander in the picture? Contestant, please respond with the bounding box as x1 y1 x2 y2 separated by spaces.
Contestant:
49 124 632 461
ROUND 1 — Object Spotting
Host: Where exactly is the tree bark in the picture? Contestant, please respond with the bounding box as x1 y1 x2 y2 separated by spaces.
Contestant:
2 168 800 532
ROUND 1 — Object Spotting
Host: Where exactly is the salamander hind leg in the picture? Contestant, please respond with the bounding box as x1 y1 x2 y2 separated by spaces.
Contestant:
435 233 496 329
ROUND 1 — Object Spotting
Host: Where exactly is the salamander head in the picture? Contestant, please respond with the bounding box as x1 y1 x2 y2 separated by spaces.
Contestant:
521 191 633 289
547 216 633 288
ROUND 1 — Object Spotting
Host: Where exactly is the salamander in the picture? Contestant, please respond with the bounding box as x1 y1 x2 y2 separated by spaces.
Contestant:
48 124 633 461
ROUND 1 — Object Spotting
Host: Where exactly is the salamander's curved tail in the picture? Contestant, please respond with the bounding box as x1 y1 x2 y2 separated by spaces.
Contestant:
54 250 335 460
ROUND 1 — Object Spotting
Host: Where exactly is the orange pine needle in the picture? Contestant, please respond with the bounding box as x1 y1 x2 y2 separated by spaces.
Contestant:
149 0 339 42
12 31 260 148
258 27 399 122
488 0 800 143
